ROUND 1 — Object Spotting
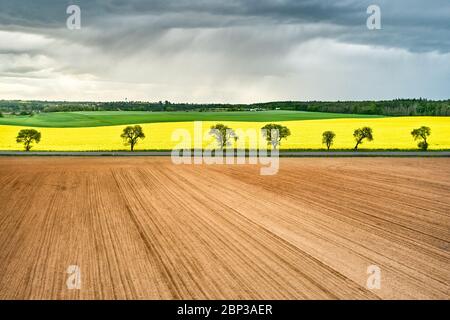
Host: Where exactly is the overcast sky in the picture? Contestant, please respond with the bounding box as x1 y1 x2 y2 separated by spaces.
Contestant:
0 0 449 103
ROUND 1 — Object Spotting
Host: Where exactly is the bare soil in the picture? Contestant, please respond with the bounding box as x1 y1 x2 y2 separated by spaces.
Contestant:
0 157 448 299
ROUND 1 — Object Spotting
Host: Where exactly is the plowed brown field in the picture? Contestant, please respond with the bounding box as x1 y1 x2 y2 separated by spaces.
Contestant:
0 157 448 300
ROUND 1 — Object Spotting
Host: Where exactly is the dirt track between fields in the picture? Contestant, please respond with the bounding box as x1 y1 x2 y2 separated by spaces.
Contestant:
0 157 448 299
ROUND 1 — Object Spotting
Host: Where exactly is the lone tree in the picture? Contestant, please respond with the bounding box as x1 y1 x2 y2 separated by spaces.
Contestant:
322 131 336 151
209 124 238 150
121 125 145 151
261 124 291 150
411 126 431 151
16 129 41 151
353 127 373 150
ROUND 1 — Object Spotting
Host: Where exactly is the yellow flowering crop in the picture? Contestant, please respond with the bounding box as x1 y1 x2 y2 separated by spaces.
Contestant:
0 117 449 151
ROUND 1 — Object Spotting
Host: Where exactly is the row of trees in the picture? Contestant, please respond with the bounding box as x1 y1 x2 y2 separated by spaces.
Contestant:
209 124 432 151
322 126 430 151
209 124 375 151
207 123 292 150
14 125 432 152
2 99 450 116
320 128 373 150
264 100 450 116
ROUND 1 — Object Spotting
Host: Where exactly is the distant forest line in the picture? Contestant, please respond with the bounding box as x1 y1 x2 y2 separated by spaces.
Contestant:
1 99 449 116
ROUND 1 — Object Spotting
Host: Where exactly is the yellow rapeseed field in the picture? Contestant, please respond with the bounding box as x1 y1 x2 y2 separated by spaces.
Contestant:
0 117 449 151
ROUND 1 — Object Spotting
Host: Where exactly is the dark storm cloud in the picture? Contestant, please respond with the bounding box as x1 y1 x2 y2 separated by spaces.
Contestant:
0 0 449 52
0 0 449 102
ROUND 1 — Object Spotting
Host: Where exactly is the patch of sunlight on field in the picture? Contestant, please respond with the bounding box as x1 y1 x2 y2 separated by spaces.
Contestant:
0 117 449 151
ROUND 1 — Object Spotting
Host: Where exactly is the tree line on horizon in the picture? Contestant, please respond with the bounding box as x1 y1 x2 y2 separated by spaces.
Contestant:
1 99 450 116
14 125 433 152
